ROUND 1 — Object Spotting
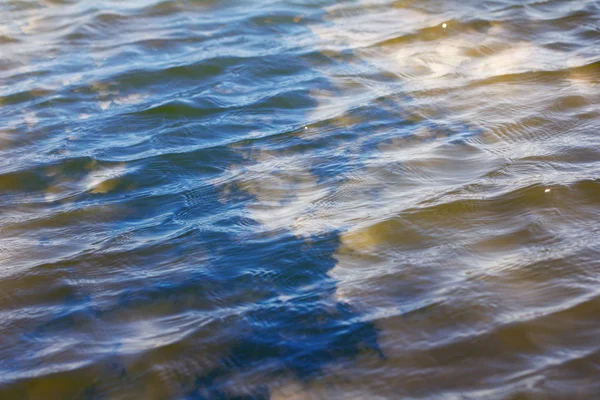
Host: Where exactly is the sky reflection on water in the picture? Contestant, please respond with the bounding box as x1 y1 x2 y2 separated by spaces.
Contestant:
1 0 600 399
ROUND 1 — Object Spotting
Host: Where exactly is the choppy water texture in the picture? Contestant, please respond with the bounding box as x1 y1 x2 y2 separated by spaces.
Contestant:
1 0 600 398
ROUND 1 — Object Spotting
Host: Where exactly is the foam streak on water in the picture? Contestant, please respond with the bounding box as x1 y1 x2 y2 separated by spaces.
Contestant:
1 0 599 399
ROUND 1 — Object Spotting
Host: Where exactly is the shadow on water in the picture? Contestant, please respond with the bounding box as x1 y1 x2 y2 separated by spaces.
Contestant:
3 176 384 399
175 54 389 399
186 231 384 399
0 2 385 398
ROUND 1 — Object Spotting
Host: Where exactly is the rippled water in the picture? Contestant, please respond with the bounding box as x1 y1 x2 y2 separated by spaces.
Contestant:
1 0 600 398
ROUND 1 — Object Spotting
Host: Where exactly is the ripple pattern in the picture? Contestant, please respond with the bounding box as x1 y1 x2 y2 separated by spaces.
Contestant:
1 0 599 399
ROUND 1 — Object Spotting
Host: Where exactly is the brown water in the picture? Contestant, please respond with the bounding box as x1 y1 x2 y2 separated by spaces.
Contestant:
1 0 600 399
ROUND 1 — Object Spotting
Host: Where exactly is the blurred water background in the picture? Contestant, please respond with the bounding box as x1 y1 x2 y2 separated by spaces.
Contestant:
1 0 600 398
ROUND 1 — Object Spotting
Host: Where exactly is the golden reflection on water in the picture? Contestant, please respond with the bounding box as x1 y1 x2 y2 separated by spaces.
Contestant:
1 0 600 398
222 0 600 397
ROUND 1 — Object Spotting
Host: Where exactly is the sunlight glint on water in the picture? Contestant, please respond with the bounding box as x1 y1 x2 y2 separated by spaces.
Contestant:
1 0 599 398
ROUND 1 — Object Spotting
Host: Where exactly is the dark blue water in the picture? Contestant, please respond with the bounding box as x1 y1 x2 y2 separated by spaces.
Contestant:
1 0 600 399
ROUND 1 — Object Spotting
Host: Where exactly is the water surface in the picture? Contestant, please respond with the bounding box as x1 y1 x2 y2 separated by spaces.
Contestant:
1 0 600 398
